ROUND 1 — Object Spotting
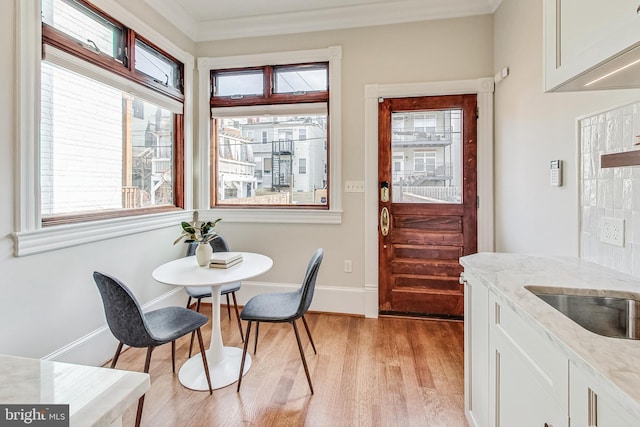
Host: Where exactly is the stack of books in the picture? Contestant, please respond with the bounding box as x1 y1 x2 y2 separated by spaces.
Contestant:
209 252 243 269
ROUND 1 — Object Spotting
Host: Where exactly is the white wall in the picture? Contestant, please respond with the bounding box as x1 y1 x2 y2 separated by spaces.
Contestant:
493 0 640 256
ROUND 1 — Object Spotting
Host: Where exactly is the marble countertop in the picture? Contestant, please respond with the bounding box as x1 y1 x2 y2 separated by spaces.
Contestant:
0 355 149 427
461 252 640 418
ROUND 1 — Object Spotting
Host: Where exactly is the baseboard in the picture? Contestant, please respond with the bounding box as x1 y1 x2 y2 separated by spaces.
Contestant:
44 282 371 366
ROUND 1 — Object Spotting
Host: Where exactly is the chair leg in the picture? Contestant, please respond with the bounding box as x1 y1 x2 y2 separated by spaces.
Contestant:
188 298 206 358
110 342 124 368
171 341 176 373
195 328 213 394
231 292 244 342
301 315 317 354
135 347 154 427
292 320 314 394
253 322 260 354
237 320 253 392
186 296 192 309
188 331 195 358
225 294 231 319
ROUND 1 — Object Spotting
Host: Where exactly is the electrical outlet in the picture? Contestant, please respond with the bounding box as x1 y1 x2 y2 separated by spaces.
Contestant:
600 217 625 247
344 260 352 273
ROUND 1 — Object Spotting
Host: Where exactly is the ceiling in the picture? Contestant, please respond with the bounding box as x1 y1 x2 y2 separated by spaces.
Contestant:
145 0 503 42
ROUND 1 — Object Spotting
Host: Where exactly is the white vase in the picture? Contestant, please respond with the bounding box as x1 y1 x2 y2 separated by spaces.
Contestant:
195 242 212 267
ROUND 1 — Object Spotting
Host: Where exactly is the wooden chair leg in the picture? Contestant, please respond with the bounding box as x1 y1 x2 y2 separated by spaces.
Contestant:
301 315 317 354
135 347 154 427
188 331 196 358
292 321 314 394
225 294 231 319
196 328 213 394
231 292 244 342
171 341 176 373
110 342 124 368
188 297 204 358
237 321 252 392
253 322 260 354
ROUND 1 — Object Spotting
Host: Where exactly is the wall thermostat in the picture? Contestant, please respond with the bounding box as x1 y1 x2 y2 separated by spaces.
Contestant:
550 160 562 187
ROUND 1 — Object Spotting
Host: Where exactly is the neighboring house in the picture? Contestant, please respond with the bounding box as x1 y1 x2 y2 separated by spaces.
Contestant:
391 109 462 203
217 125 257 201
218 116 328 205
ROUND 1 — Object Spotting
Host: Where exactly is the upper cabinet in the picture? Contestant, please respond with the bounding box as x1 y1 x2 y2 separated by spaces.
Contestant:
544 0 640 92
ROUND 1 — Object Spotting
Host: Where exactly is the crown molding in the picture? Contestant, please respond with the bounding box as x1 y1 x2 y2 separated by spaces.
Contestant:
147 0 496 42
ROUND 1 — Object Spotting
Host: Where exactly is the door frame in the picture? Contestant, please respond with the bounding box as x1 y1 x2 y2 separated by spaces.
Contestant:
364 78 495 318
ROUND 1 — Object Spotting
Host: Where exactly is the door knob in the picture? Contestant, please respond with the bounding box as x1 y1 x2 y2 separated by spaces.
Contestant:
380 207 390 236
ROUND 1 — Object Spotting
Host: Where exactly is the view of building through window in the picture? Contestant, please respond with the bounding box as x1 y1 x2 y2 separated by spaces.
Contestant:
391 109 462 204
214 114 327 206
40 62 174 216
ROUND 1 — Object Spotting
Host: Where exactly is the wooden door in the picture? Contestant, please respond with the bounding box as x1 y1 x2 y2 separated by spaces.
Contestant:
378 94 477 317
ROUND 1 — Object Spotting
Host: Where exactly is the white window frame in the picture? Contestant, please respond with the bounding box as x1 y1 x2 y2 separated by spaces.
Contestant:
13 0 194 256
197 46 343 224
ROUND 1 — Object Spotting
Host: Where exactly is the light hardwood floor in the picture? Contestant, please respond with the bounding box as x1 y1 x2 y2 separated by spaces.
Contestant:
109 305 468 427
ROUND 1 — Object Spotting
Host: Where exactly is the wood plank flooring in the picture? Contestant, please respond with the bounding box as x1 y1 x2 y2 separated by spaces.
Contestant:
109 305 467 427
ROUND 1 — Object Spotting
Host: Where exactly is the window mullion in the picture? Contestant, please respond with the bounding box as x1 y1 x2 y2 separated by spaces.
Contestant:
264 65 273 98
124 28 135 70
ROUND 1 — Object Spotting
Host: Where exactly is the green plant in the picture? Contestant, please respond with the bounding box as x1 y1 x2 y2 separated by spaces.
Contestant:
173 218 222 245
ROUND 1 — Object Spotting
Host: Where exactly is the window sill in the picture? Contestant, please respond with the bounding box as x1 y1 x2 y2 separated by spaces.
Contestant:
12 210 192 256
202 208 343 224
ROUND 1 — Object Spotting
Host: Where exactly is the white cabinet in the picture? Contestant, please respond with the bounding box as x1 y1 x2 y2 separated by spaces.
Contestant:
463 272 489 427
488 292 569 427
464 271 568 427
544 0 640 91
570 361 640 427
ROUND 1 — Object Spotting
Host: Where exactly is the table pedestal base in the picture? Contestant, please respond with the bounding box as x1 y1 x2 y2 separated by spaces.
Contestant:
178 347 251 391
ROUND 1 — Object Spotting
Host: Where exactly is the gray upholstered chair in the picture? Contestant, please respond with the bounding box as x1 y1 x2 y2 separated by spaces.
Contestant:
185 235 244 357
93 271 212 427
236 248 323 394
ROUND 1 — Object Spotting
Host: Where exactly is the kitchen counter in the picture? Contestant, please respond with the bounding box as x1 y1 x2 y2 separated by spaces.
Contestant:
0 355 149 427
461 252 640 419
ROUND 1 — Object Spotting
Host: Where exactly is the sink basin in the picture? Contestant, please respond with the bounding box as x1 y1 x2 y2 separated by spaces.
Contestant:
526 288 640 340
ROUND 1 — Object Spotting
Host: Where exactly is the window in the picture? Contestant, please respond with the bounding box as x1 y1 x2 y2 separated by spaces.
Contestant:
14 0 193 255
210 62 329 208
414 151 436 173
197 47 342 224
40 0 185 226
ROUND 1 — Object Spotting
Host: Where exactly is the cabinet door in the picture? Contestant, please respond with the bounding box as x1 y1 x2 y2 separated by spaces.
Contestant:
570 361 640 427
489 293 569 427
544 0 640 91
493 339 568 427
464 272 489 427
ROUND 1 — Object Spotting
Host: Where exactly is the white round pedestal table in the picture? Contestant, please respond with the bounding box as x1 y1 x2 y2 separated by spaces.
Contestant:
152 252 273 391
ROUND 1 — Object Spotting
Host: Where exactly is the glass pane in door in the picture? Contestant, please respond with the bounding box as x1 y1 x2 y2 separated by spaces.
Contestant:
391 109 462 204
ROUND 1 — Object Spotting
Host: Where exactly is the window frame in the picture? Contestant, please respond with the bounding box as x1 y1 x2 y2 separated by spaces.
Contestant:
197 47 343 225
42 0 184 101
13 0 194 256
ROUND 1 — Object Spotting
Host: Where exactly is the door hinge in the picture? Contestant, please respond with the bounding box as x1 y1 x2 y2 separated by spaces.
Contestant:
475 106 479 119
476 196 480 209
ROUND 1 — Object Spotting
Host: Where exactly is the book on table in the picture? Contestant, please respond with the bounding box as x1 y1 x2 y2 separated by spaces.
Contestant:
209 252 243 267
209 256 243 269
